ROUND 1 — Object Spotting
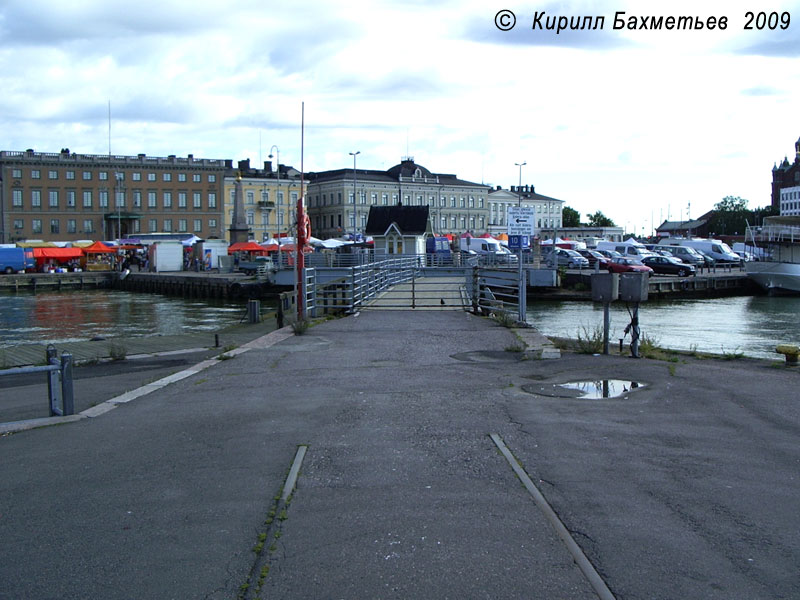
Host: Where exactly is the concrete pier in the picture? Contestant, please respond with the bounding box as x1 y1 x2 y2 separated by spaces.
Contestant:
1 310 798 599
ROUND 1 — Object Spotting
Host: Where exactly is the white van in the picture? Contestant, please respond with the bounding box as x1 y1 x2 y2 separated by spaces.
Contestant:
460 237 513 256
663 238 740 264
595 240 656 261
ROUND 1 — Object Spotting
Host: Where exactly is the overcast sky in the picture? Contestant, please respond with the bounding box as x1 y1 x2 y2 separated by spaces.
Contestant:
2 0 799 234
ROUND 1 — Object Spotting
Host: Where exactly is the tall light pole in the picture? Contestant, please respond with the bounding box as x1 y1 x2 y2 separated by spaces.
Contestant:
350 151 360 240
114 172 124 241
515 161 526 207
514 161 527 324
269 145 279 238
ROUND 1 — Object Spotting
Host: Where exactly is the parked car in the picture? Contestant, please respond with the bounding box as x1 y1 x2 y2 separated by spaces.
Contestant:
546 248 590 269
607 257 654 274
658 245 706 267
641 255 696 277
596 249 624 261
577 249 610 268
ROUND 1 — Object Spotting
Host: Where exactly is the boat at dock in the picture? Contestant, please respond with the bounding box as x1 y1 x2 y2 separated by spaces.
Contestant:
745 217 800 294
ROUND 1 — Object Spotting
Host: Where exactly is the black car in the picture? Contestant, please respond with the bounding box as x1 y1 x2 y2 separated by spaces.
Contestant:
641 255 696 276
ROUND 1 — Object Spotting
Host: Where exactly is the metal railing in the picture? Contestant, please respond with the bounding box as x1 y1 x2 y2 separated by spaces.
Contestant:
467 266 522 318
0 345 74 417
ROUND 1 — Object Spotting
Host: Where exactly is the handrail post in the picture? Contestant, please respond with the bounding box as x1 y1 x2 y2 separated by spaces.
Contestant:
61 353 74 416
472 266 479 314
47 345 60 416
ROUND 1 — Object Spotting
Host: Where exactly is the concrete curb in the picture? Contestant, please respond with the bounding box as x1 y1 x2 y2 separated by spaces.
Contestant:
1 326 296 434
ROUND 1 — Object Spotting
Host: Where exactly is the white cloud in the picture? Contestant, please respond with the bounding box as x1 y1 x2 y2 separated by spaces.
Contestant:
1 0 799 231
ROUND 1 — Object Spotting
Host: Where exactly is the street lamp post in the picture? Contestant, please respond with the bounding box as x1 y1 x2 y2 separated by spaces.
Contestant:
114 172 124 241
269 145 279 239
515 161 526 207
349 151 360 240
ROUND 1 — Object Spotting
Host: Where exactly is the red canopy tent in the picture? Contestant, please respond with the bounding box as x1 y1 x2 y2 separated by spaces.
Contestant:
32 247 83 260
83 241 116 253
228 241 268 255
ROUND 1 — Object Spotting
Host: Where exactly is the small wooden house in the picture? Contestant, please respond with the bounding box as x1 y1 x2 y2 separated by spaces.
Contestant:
365 205 432 255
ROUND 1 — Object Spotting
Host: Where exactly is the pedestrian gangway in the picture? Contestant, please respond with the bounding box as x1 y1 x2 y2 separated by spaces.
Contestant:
303 256 524 318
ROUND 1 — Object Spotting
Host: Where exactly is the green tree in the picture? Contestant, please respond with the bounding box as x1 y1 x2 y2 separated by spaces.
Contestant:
586 211 616 227
562 206 581 227
709 196 750 236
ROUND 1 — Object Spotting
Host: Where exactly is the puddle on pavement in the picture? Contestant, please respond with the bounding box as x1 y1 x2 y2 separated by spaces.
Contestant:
522 379 647 399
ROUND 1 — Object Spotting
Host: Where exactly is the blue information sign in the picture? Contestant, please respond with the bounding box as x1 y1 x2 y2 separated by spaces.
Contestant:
508 235 530 249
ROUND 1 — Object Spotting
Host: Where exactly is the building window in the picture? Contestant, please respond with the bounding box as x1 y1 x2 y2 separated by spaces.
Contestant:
66 170 75 180
178 173 186 182
12 168 21 178
246 191 254 204
13 218 23 230
208 174 216 183
31 190 41 207
382 194 388 205
50 219 60 234
32 219 42 233
31 169 41 179
148 219 157 232
148 173 156 181
163 191 172 208
83 171 92 180
178 192 187 208
148 192 157 208
67 219 76 233
478 198 484 208
48 170 58 180
163 173 172 182
83 191 92 208
115 190 125 208
12 189 22 207
132 172 141 181
440 216 446 230
278 191 284 205
246 212 254 226
208 218 217 230
133 190 142 207
208 192 217 208
66 190 76 207
133 220 140 233
193 174 201 183
163 219 172 232
193 219 202 232
99 190 109 208
83 219 94 233
48 190 58 208
450 197 456 208
193 192 201 208
98 171 108 181
337 192 342 204
291 191 298 202
178 219 187 232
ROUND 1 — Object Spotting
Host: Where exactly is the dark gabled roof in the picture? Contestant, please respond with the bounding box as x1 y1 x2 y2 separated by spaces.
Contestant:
365 205 430 236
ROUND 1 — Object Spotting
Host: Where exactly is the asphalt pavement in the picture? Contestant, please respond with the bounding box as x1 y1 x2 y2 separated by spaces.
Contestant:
1 309 799 599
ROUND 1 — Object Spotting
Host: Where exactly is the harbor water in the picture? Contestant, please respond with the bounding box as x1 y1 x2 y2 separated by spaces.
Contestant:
2 288 798 361
0 289 253 348
527 295 800 360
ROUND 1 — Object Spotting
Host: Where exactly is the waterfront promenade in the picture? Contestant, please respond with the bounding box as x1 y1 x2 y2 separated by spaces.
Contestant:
1 310 799 599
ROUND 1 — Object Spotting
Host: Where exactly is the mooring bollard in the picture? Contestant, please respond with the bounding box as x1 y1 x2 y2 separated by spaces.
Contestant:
247 299 261 323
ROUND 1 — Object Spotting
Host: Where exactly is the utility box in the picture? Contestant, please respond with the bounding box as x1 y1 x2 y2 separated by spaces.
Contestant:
591 272 619 302
619 272 649 302
148 241 184 272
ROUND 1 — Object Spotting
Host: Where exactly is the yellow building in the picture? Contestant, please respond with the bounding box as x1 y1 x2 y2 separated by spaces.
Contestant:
223 159 306 242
